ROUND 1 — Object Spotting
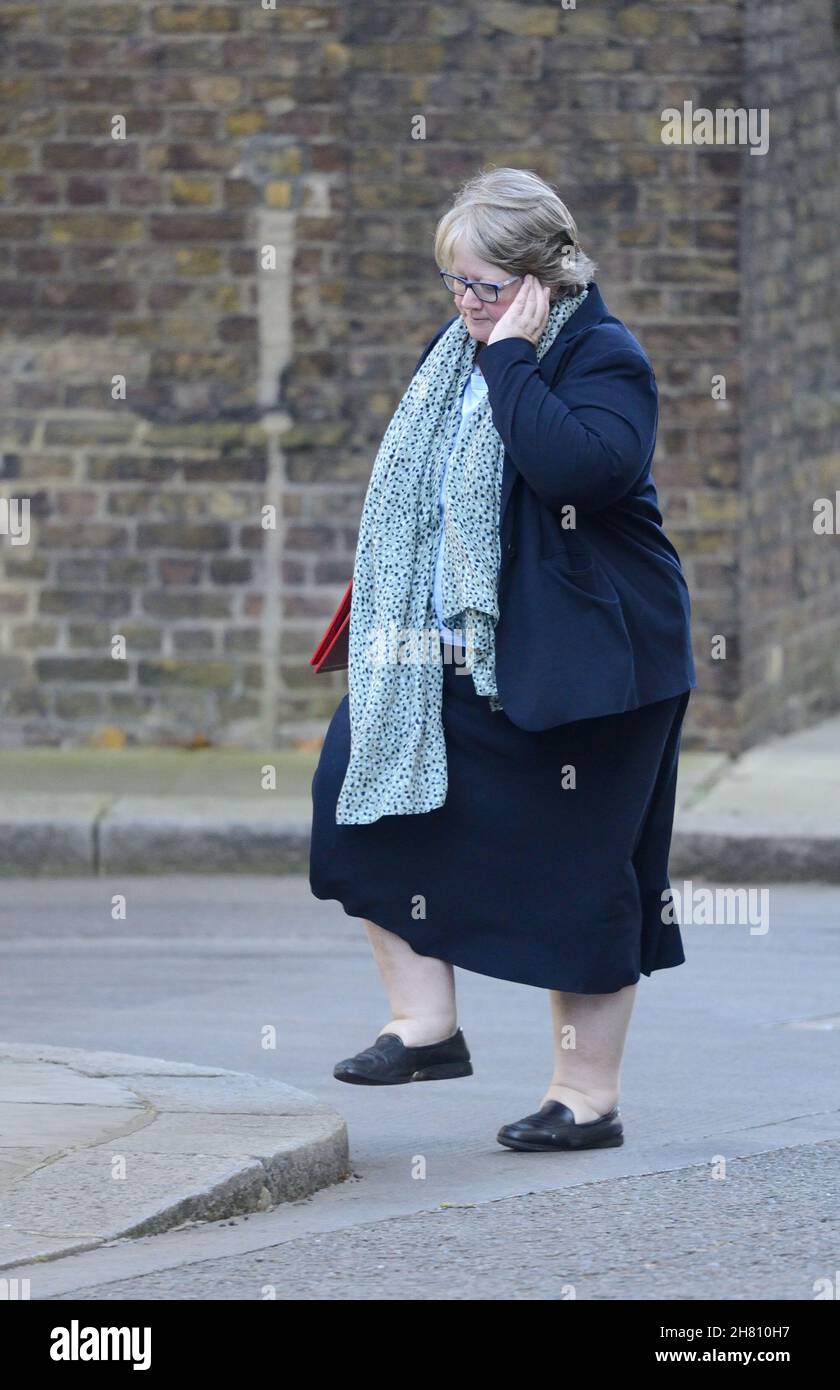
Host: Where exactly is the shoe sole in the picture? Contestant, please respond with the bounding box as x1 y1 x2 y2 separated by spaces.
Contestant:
334 1061 474 1085
496 1130 623 1152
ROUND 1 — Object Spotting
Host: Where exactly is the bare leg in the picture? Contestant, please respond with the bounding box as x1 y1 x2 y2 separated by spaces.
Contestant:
362 919 459 1047
541 984 637 1122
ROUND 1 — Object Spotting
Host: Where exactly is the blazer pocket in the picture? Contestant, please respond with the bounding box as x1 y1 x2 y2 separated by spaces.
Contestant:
539 552 621 604
541 548 593 574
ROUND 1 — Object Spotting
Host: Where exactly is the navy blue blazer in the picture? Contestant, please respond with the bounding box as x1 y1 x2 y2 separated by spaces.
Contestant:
413 280 697 730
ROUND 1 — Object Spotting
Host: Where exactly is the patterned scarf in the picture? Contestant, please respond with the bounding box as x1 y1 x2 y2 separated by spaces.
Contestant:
335 286 590 825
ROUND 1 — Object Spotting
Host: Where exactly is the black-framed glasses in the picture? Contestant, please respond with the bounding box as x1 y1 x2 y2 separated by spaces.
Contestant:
438 270 521 303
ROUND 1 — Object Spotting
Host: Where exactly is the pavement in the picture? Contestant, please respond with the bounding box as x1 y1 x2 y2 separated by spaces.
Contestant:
0 1043 348 1271
0 712 838 881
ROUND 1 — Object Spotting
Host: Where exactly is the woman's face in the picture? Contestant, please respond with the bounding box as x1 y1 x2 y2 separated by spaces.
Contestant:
446 238 525 344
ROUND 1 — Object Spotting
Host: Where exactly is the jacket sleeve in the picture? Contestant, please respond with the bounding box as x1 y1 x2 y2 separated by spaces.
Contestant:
477 333 659 513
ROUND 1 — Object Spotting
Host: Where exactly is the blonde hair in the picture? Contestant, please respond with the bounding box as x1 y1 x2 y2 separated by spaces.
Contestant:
434 166 597 301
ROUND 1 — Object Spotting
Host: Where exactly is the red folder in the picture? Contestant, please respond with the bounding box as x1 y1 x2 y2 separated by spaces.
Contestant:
310 579 352 674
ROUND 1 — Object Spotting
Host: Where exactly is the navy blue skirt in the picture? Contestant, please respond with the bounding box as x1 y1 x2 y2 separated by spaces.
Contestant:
309 644 690 993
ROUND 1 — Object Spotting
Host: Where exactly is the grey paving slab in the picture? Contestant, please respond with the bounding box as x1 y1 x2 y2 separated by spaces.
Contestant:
0 1043 348 1269
0 1103 148 1152
0 748 319 797
119 1073 333 1116
0 1044 233 1077
0 1060 141 1106
674 751 730 811
0 1149 272 1240
115 1111 342 1157
0 1147 57 1185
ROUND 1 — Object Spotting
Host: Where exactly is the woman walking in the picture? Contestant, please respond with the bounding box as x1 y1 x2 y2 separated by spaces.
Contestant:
309 167 696 1152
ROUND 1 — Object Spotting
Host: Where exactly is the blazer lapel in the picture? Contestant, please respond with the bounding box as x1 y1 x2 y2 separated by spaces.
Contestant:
499 281 608 533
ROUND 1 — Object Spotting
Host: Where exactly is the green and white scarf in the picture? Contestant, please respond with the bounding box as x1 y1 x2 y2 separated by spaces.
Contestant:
335 286 589 825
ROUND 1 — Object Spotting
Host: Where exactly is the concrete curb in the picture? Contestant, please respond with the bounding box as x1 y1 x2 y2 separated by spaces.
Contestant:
1 724 838 881
671 817 840 883
98 796 311 875
0 1044 349 1270
1 798 838 882
0 794 107 876
0 796 312 878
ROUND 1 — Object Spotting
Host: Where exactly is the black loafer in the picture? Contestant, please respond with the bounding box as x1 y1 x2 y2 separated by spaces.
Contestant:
333 1027 473 1085
497 1100 623 1151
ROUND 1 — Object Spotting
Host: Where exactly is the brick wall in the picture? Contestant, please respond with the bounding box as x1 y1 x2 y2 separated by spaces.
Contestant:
0 0 838 752
737 0 840 745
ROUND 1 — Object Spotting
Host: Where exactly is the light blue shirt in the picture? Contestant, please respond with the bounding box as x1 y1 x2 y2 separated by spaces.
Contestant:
433 364 488 645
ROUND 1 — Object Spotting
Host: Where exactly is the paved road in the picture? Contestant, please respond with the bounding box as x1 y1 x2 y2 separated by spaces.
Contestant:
1 876 838 1299
49 1141 840 1301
